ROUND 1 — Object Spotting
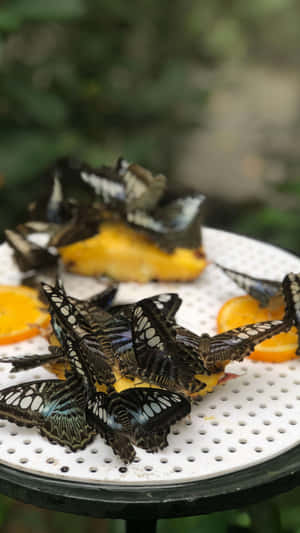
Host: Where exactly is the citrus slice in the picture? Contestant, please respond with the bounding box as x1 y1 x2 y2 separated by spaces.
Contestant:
0 286 50 345
217 295 298 363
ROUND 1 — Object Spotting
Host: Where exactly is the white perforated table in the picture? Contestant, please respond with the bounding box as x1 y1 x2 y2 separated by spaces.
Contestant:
0 228 300 532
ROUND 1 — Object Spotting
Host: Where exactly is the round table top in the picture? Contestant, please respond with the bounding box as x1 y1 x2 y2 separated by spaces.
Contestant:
0 227 300 519
0 444 300 519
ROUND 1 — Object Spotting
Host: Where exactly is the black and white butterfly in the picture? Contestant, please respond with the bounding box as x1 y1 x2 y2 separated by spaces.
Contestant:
216 263 282 308
80 162 125 207
120 161 166 212
126 194 205 252
0 376 95 450
282 272 300 355
103 293 183 378
131 297 205 394
41 281 116 387
5 229 58 273
201 319 292 372
87 387 191 463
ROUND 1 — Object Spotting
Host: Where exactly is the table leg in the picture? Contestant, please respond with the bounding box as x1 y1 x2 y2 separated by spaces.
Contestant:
125 519 157 533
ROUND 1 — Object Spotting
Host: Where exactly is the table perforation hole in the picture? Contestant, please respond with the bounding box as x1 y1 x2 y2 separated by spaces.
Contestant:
173 466 182 473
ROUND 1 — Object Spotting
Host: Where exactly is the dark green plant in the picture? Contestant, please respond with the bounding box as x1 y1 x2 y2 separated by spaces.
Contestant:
232 179 300 255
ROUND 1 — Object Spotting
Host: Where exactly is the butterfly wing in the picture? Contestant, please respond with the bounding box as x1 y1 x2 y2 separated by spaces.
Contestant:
204 319 290 371
5 229 58 272
42 281 116 387
0 347 64 373
49 205 102 248
132 300 176 387
282 273 300 354
132 299 198 391
86 285 118 310
119 388 191 451
0 378 95 450
87 392 136 463
216 263 282 308
122 163 166 212
80 165 125 206
126 195 205 252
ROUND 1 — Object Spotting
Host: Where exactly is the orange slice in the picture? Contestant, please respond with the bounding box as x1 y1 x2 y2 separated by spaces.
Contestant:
217 295 298 363
0 286 50 345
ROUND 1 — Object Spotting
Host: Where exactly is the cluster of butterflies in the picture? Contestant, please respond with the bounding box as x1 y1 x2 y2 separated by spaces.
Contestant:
4 156 205 281
0 267 300 463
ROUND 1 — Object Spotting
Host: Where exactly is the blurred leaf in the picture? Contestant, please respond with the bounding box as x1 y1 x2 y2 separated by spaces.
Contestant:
0 0 85 24
0 131 60 184
159 512 233 533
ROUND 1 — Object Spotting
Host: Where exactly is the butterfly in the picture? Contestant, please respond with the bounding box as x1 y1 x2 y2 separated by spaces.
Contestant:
1 345 65 374
86 387 191 463
120 160 167 212
0 375 96 450
200 319 292 372
104 293 183 377
80 162 125 207
27 160 76 226
48 205 102 248
41 281 116 387
5 229 58 274
131 296 206 394
126 195 205 252
1 281 118 379
216 263 282 308
282 272 300 355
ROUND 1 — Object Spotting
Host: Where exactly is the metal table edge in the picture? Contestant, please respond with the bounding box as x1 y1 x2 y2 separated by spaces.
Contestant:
0 444 300 520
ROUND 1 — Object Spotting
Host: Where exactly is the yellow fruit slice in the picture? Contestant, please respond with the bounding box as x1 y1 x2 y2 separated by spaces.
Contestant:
217 295 298 363
59 222 206 282
46 358 224 397
0 286 50 345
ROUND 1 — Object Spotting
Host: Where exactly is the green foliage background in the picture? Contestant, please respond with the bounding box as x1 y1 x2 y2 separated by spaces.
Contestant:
0 0 300 531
